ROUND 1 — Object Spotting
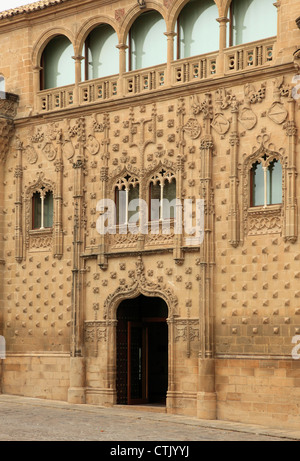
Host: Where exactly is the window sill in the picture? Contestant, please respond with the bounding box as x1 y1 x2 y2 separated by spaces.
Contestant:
248 204 282 213
30 228 53 234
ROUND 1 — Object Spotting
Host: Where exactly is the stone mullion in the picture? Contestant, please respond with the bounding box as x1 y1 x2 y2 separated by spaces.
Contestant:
284 97 298 243
14 141 23 263
228 104 240 248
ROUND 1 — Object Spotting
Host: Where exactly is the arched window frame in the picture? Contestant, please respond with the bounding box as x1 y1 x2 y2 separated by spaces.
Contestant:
32 187 54 230
24 175 56 249
127 9 167 71
82 23 119 81
148 169 177 222
241 138 286 240
174 0 220 60
250 156 283 208
40 34 75 90
114 174 140 228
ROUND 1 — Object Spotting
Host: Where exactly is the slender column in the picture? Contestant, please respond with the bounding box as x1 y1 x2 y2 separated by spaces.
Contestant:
40 190 45 230
68 117 86 404
72 55 84 106
116 43 128 97
53 131 64 259
33 66 42 113
284 95 298 243
228 100 240 247
216 17 229 76
197 95 216 420
14 140 23 263
98 113 110 270
164 32 176 86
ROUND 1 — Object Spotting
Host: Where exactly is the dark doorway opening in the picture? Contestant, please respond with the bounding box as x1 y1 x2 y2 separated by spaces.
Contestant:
116 295 168 406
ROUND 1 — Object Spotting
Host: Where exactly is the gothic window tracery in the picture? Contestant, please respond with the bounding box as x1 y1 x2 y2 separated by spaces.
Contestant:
250 157 282 208
149 169 176 221
114 174 140 226
32 188 54 230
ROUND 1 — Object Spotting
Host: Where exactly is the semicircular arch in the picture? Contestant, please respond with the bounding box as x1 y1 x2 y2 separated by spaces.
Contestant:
32 28 75 67
75 15 120 56
119 2 168 44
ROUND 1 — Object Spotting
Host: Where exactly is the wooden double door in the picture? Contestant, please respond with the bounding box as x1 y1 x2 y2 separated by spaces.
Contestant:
116 297 168 405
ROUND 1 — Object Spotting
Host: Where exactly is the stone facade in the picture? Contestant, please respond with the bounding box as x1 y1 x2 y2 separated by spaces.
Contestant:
0 0 300 429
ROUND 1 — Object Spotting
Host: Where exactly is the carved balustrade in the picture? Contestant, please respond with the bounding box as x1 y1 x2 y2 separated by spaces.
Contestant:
38 84 75 112
171 52 218 85
79 75 118 104
224 37 275 74
124 63 166 95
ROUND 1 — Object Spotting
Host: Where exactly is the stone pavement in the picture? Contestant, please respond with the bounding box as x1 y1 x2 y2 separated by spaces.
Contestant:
0 394 299 441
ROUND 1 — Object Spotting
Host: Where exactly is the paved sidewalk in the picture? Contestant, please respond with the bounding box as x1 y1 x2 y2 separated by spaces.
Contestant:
0 394 298 441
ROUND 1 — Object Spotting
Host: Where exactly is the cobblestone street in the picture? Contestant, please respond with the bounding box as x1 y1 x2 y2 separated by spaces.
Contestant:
0 395 298 442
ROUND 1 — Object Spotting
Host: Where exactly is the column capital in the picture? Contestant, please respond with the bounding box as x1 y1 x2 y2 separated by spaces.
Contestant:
72 55 84 62
116 43 128 51
164 31 177 38
216 16 230 24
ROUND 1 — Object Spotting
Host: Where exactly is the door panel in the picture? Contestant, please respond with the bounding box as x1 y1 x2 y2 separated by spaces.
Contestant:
128 322 148 404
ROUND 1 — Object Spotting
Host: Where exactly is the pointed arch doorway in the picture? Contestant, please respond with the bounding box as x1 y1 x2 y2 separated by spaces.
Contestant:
116 295 168 406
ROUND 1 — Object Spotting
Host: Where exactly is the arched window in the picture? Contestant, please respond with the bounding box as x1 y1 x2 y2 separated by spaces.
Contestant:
32 189 54 229
0 76 5 93
82 24 119 80
149 170 176 221
41 35 75 90
175 0 219 59
115 175 140 226
229 0 277 47
251 158 282 207
128 10 167 71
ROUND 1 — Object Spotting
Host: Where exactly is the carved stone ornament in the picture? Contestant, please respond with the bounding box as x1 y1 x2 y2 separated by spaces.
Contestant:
238 107 257 130
42 142 56 161
63 139 75 160
86 134 100 156
293 49 300 73
24 145 38 164
211 113 230 135
248 208 283 236
183 118 201 139
267 101 288 125
174 318 200 358
103 255 179 320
